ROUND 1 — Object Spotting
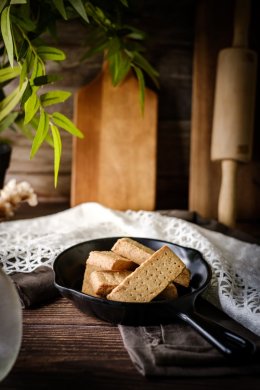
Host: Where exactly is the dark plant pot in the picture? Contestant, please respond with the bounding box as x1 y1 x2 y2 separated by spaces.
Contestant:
0 143 12 189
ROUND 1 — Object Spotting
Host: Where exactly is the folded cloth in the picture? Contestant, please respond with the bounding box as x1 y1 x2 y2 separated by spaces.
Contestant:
118 211 260 376
159 210 260 245
2 205 260 376
10 266 60 308
7 209 259 309
119 297 260 377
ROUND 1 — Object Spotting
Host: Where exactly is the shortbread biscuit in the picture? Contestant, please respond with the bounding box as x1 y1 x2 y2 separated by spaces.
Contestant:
87 251 136 271
112 238 191 288
113 237 190 287
112 237 154 265
107 245 185 302
174 267 191 287
157 283 178 300
82 263 101 296
90 270 131 297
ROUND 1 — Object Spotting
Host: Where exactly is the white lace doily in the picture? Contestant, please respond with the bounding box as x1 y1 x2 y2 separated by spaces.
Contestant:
0 202 259 336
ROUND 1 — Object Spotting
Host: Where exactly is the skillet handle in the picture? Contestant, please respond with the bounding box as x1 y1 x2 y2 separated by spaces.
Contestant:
177 311 256 359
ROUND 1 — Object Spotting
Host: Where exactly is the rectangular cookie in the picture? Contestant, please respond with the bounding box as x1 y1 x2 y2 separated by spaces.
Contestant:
107 245 185 302
157 283 178 300
112 237 190 288
112 237 154 265
82 263 101 297
90 270 131 297
87 250 136 271
90 270 178 300
174 267 191 287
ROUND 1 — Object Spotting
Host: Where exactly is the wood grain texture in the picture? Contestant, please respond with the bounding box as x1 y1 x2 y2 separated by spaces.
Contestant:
4 3 194 210
189 0 231 218
189 0 260 221
4 1 258 221
210 0 257 227
211 0 256 165
2 297 260 390
2 203 260 390
218 160 238 226
211 48 257 162
71 66 157 211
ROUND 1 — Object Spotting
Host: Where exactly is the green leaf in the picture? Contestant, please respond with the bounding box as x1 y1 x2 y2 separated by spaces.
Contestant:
40 90 71 107
21 82 32 105
81 41 108 61
123 25 146 40
0 0 8 14
10 0 27 4
44 132 54 147
110 51 131 86
68 0 89 23
25 48 34 74
133 65 145 114
0 87 17 111
119 0 128 6
24 92 40 124
0 112 19 133
133 52 159 88
36 46 66 61
16 39 29 61
50 123 62 187
31 56 45 81
1 6 14 67
52 112 84 138
19 58 28 88
11 13 36 32
33 74 61 86
30 110 49 158
53 0 67 20
0 81 27 122
107 38 122 86
108 37 121 57
0 66 20 83
29 115 40 130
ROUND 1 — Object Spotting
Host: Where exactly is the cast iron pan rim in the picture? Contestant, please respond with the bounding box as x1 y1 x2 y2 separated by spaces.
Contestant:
53 236 212 307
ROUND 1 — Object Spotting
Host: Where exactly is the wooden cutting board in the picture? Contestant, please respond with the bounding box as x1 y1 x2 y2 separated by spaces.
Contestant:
71 65 158 210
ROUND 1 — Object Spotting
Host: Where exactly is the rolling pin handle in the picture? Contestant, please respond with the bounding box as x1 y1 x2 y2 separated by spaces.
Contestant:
218 160 238 227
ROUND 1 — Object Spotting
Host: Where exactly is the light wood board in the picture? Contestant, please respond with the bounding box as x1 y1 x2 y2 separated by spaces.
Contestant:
71 66 157 210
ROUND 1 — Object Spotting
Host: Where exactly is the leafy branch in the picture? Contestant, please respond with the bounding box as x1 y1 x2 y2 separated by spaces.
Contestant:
0 0 159 186
82 1 159 111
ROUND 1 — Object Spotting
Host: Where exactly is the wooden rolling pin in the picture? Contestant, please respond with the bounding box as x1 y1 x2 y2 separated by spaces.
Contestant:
211 0 257 227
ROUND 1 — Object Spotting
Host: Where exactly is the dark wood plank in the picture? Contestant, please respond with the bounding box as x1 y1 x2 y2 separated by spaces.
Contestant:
189 0 232 219
2 298 260 390
189 0 260 222
156 120 190 209
22 297 109 326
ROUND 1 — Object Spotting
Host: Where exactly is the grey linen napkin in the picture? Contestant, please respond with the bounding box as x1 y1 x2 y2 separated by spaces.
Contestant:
119 298 260 376
10 266 60 308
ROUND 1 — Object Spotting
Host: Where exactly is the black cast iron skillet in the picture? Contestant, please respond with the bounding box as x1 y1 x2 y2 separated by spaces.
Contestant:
53 237 256 360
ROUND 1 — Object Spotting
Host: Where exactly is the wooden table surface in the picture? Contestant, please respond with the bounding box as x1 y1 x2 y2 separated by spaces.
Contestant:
1 296 260 390
1 203 260 389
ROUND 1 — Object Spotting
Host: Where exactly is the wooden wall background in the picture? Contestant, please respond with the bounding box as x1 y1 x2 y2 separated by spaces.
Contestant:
6 0 194 208
189 0 260 222
5 0 260 223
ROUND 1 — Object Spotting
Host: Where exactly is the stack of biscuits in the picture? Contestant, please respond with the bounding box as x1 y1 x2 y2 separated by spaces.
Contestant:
81 238 191 302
